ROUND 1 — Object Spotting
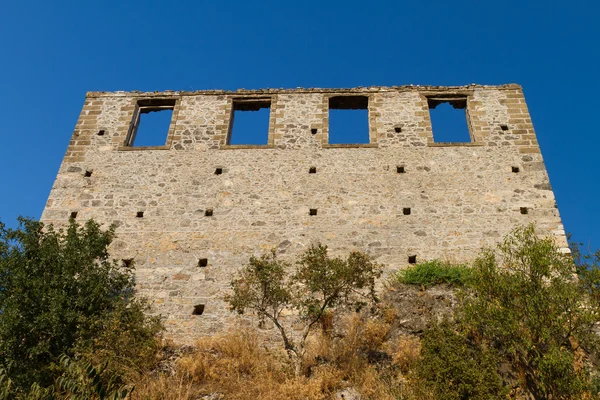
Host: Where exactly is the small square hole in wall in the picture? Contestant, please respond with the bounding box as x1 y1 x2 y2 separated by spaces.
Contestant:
136 211 144 218
328 96 370 144
84 170 93 177
427 96 471 143
520 207 529 215
70 211 78 219
309 167 317 174
198 258 208 267
205 209 213 217
192 304 205 316
403 208 411 215
500 124 509 131
408 255 417 264
309 209 318 216
128 99 176 147
394 126 402 133
122 258 134 268
512 166 520 173
228 98 271 145
97 130 105 136
397 166 405 174
311 128 318 135
215 168 223 175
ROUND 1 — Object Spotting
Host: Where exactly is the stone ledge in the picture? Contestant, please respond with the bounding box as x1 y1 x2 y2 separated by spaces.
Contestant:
221 144 275 150
117 145 172 151
86 84 523 98
427 142 485 147
322 144 379 149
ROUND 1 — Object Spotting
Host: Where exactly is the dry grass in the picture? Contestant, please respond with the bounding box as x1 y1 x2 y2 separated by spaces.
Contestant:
128 313 428 400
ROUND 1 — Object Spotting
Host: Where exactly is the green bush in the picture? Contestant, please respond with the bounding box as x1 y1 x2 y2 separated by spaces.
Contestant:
418 322 507 399
0 218 162 395
227 244 382 374
418 225 600 398
394 260 472 287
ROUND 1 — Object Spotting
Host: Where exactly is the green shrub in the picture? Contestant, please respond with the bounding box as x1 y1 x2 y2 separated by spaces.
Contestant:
418 322 507 399
0 218 162 395
394 260 472 287
227 244 382 374
419 225 600 398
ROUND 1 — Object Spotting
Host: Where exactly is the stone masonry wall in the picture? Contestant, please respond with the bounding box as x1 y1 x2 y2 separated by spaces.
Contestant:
41 84 567 343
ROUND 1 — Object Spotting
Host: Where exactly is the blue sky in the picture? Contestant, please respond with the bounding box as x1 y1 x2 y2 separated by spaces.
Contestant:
0 0 598 252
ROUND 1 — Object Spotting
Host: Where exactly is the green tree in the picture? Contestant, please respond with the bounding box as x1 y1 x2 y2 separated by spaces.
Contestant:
227 244 382 372
0 217 162 394
419 225 600 399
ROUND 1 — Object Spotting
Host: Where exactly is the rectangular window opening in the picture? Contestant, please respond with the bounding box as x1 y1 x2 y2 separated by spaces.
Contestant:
428 97 472 143
408 255 417 264
205 209 213 217
403 207 411 215
198 258 208 267
520 207 529 215
215 167 223 175
512 166 520 173
228 99 271 145
309 208 318 216
70 211 78 219
309 167 317 174
136 211 144 218
192 304 205 315
127 99 176 147
328 96 370 144
397 166 405 174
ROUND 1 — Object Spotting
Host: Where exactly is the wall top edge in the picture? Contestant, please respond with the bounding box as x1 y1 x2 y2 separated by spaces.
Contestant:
85 84 523 98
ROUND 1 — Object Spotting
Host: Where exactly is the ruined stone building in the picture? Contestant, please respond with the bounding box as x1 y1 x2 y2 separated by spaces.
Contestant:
41 84 567 342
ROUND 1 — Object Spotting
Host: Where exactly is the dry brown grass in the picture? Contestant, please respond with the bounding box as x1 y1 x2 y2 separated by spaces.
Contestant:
128 313 428 400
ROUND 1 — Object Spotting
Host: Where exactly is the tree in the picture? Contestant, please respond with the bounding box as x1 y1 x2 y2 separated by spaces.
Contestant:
419 225 600 399
226 244 382 372
0 217 162 394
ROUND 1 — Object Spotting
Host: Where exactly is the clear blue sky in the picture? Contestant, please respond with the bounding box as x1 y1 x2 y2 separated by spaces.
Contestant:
1 0 598 252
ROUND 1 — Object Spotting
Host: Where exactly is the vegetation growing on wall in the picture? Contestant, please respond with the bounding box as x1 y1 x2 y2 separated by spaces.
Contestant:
393 260 472 287
1 219 600 399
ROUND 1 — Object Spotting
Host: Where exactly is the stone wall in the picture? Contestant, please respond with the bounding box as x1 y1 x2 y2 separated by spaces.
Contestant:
41 84 567 343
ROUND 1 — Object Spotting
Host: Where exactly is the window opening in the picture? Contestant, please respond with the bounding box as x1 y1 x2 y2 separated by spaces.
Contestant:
328 96 369 144
309 167 317 174
205 209 213 217
198 258 208 267
408 255 417 264
192 304 205 315
403 208 411 215
97 130 105 136
500 124 509 131
520 207 529 215
228 99 271 145
428 97 471 143
70 211 78 219
136 211 144 218
311 128 318 135
127 99 176 147
214 168 223 175
309 209 318 216
397 166 405 174
512 166 520 173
